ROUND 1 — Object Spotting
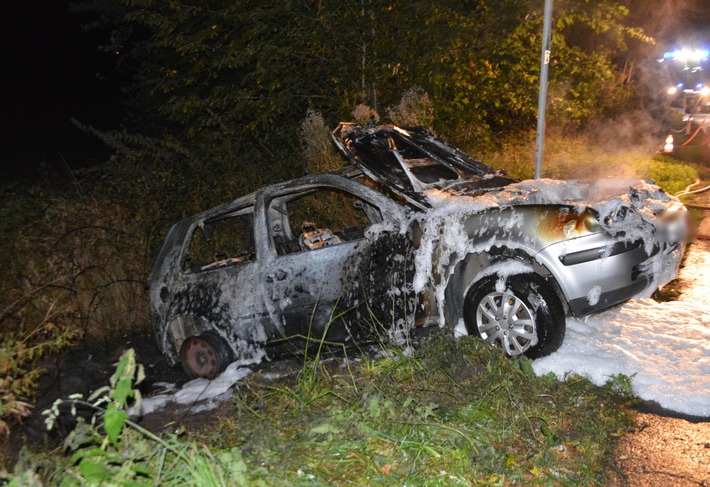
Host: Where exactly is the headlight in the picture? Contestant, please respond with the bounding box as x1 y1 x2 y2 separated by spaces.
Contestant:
604 206 631 226
538 208 599 241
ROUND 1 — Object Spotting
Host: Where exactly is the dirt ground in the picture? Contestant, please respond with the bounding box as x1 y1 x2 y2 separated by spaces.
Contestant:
608 409 710 486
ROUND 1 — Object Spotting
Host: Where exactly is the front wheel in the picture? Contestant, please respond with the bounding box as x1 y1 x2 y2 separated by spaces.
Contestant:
463 273 565 359
179 332 232 379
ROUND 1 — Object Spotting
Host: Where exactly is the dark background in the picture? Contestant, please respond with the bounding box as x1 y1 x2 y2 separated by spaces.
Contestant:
1 0 123 183
1 1 708 184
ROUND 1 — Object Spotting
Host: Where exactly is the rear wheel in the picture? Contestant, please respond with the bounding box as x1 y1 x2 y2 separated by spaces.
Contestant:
463 273 565 359
179 332 232 379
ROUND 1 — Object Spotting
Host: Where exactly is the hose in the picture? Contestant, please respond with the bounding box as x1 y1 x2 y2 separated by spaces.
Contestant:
680 116 709 147
676 179 710 197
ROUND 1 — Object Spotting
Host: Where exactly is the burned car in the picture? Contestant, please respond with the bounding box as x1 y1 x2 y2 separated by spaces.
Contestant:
148 123 688 378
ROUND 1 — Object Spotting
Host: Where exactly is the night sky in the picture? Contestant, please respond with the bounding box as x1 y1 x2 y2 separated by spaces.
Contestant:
1 1 122 183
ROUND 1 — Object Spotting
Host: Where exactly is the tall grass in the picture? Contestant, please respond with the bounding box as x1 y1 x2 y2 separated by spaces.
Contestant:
5 337 635 485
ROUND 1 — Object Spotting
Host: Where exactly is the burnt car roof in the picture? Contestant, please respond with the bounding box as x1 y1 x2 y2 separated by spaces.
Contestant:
332 123 517 208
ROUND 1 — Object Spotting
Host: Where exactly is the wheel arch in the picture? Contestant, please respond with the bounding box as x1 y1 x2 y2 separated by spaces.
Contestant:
160 314 219 366
443 246 568 328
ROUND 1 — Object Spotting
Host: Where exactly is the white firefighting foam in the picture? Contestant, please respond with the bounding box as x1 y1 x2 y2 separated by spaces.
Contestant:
534 242 710 417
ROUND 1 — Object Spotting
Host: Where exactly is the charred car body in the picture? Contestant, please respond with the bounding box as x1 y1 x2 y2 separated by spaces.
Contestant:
148 123 688 378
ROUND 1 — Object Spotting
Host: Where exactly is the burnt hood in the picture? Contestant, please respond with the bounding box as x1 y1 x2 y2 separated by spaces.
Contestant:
332 123 517 208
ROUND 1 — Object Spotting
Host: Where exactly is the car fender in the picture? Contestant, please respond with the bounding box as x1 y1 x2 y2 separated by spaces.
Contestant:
442 245 562 328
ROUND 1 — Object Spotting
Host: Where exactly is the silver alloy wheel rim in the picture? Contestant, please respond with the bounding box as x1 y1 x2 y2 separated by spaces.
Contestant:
475 290 536 356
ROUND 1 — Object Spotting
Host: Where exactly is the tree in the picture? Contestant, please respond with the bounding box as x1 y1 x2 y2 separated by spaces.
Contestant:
78 0 651 181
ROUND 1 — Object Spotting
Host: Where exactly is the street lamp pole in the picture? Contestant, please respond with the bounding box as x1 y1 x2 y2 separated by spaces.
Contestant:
534 0 553 179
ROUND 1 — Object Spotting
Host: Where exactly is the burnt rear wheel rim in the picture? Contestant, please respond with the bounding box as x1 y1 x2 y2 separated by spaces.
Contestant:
180 335 224 379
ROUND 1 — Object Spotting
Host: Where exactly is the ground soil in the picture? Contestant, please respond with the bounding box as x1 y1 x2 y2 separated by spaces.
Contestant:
607 409 710 486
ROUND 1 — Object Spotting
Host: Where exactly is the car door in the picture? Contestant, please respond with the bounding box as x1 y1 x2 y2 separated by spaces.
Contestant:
259 176 415 343
163 205 271 354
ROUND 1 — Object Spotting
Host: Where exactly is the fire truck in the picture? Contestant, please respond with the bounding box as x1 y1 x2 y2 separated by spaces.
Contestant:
660 48 710 114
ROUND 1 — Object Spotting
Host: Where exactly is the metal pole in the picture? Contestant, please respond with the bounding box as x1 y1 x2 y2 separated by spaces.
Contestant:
534 0 553 179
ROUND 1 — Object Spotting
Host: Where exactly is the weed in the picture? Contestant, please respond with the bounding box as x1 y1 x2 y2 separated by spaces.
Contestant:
5 349 254 486
214 334 634 485
0 312 74 436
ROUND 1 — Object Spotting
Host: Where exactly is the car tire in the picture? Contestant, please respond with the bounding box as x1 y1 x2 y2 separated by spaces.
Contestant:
463 273 565 359
179 332 232 379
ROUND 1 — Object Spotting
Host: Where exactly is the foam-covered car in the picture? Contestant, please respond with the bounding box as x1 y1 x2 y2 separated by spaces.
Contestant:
148 123 688 378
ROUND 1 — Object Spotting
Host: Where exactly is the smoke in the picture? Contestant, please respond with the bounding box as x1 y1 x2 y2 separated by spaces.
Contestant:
587 109 667 153
575 0 710 172
626 0 709 50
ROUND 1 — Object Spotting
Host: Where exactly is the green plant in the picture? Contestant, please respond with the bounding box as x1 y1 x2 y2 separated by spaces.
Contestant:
216 334 635 485
0 313 74 436
647 156 700 195
2 349 251 485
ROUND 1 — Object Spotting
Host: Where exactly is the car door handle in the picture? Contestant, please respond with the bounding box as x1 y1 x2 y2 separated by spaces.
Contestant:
266 269 288 282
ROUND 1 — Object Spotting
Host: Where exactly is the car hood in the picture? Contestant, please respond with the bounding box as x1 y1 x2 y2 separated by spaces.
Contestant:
332 123 686 238
332 122 517 208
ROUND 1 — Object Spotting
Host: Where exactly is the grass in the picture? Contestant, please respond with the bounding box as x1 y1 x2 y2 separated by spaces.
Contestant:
482 131 702 196
5 338 635 485
206 335 634 485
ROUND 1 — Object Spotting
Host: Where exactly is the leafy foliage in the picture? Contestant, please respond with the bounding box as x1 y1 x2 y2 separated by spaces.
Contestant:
75 0 652 171
4 349 250 485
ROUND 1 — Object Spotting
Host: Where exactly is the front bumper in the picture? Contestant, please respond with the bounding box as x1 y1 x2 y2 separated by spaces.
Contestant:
537 233 684 318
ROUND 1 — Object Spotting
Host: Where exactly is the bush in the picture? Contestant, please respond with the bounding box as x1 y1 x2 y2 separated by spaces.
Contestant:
646 156 699 195
386 87 435 130
300 109 345 174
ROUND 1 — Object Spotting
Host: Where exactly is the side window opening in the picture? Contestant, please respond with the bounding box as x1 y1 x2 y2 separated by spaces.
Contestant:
184 209 255 272
270 187 381 255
